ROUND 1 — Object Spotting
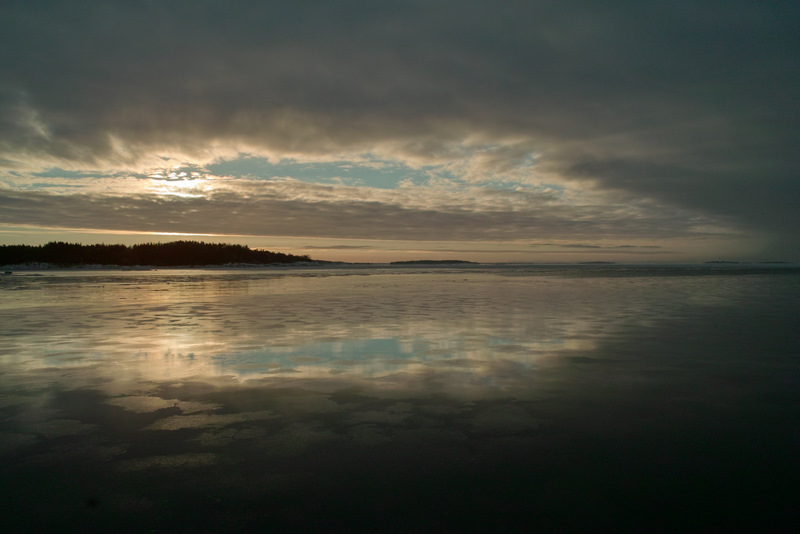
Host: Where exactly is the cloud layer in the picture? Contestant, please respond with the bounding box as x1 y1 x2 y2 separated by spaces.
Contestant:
1 1 798 259
0 184 726 243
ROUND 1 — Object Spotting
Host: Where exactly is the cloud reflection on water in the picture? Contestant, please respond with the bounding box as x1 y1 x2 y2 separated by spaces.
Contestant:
2 267 799 531
0 270 613 395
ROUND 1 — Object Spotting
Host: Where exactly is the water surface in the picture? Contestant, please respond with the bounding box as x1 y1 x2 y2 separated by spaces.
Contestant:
2 265 799 531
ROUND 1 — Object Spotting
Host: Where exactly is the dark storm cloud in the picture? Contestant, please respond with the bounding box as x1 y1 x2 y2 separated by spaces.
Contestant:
1 1 799 255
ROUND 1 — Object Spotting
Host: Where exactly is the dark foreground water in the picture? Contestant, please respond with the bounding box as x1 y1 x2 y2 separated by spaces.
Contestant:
1 265 799 532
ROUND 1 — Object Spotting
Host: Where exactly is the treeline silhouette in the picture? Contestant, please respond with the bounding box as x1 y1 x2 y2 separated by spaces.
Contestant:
0 241 312 267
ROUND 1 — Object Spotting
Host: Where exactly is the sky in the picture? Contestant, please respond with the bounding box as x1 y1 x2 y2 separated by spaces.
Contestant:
1 0 799 263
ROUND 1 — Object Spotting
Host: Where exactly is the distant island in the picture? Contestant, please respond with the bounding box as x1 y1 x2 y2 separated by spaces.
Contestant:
706 260 794 265
0 241 312 267
390 260 477 265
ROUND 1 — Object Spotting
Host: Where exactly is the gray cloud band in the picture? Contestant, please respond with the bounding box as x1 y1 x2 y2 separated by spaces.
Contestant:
0 189 732 242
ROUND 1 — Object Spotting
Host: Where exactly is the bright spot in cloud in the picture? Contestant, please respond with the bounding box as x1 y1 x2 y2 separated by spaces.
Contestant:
146 166 217 198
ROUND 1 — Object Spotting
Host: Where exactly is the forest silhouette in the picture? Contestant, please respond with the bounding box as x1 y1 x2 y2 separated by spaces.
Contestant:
0 241 312 267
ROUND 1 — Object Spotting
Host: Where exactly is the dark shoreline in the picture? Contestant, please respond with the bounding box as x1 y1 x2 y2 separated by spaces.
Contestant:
0 241 312 268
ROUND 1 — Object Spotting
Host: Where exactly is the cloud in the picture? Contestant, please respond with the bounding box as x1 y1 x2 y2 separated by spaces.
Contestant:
1 1 798 257
531 243 663 250
302 245 373 250
0 184 737 244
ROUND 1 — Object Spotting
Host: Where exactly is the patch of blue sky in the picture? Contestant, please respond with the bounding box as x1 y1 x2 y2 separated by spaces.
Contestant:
16 182 86 190
422 166 459 181
473 180 564 198
207 155 429 189
206 154 555 191
31 168 108 179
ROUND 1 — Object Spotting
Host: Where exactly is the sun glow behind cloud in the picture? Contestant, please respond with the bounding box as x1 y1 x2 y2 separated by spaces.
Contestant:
145 165 217 198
